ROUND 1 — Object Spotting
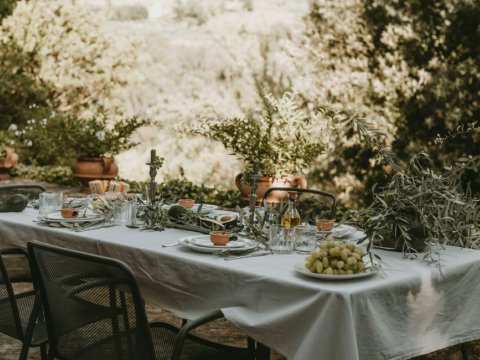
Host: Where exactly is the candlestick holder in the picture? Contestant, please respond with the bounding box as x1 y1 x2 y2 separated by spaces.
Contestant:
146 162 157 204
248 172 263 223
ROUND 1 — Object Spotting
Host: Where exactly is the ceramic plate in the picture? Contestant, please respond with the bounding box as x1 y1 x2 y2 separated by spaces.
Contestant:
316 224 350 236
330 225 357 238
294 261 378 281
178 237 257 253
43 212 101 223
190 236 247 248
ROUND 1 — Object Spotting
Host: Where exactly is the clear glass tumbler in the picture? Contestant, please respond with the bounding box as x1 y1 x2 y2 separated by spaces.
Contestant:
39 192 61 216
129 202 148 226
269 225 296 254
113 200 132 226
295 224 318 253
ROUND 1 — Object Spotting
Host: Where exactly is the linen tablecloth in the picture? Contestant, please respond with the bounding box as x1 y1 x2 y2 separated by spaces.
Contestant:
1 208 480 360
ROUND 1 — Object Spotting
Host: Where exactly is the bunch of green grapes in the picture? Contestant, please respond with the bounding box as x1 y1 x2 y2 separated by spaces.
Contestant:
305 239 366 275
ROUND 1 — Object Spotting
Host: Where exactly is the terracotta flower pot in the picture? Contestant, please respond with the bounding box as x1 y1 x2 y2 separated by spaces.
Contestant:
72 157 118 193
235 173 307 206
0 148 19 180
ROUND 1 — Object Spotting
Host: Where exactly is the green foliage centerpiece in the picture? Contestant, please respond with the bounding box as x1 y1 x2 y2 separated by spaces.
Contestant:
177 88 336 184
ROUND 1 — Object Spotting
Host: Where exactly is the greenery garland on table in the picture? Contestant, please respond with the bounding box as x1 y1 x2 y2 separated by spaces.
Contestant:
341 117 480 275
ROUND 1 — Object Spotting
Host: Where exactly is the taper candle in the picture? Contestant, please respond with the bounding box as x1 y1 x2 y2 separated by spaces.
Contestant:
151 149 156 163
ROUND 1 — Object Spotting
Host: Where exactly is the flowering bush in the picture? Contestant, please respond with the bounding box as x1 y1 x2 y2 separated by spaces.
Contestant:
11 107 152 165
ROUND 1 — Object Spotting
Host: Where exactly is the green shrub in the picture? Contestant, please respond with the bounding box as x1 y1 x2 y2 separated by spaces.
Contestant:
10 164 82 187
10 107 152 166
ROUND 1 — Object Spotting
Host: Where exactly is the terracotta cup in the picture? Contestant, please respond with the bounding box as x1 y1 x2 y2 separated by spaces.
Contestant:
316 219 335 232
210 231 231 246
61 209 79 219
179 199 195 209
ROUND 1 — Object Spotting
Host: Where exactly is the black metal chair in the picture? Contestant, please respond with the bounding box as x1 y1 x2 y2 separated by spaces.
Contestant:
27 241 250 360
263 187 337 224
0 184 46 202
0 248 48 360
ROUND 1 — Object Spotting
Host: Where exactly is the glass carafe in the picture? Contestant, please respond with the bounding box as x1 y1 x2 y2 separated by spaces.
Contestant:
281 192 301 228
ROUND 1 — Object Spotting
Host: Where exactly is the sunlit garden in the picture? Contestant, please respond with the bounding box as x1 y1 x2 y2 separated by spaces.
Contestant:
1 0 480 359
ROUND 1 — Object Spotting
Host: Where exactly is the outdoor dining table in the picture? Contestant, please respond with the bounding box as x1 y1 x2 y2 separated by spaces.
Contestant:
1 208 480 360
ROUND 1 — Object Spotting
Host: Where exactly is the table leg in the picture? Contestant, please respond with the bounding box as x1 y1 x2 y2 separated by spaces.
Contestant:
461 343 469 360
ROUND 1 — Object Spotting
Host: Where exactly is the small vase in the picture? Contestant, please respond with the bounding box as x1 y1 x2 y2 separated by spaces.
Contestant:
0 148 19 180
72 157 119 193
235 173 307 206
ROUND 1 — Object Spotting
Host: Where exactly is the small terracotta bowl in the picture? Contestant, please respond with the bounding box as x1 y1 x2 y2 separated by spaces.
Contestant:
316 219 335 231
210 231 231 246
61 209 79 219
179 199 195 209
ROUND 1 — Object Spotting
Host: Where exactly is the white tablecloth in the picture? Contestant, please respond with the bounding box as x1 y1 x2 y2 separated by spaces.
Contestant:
1 208 480 360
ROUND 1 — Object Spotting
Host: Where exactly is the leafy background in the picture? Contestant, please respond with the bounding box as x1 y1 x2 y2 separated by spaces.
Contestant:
1 0 479 211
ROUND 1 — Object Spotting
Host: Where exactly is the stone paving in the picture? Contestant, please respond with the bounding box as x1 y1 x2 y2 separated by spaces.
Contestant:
0 177 478 359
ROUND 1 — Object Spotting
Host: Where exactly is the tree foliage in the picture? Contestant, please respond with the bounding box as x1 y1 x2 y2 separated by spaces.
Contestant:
0 0 143 131
291 0 480 207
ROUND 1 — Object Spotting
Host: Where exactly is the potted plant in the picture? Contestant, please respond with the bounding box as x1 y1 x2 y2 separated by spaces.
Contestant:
0 132 18 180
178 89 335 205
10 107 152 192
342 118 480 272
68 109 152 192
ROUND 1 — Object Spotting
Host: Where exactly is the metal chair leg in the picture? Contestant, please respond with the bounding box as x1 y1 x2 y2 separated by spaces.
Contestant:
40 344 47 360
257 342 271 360
19 292 43 360
181 318 188 328
461 343 468 360
247 336 255 359
46 349 55 360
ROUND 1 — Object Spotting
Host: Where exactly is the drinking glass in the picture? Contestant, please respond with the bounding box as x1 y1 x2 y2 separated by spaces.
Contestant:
242 206 265 224
129 202 148 226
39 192 62 216
54 191 63 211
269 225 296 254
295 224 318 253
265 209 279 227
113 200 132 226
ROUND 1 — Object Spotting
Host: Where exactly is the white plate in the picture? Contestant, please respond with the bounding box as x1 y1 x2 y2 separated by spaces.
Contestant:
179 237 257 253
294 261 378 280
190 236 247 248
163 204 218 215
330 225 357 238
317 224 352 235
43 212 101 223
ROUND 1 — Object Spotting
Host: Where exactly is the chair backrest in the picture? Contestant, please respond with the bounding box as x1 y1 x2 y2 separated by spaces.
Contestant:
0 249 30 341
0 184 46 202
28 241 157 360
263 187 337 224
